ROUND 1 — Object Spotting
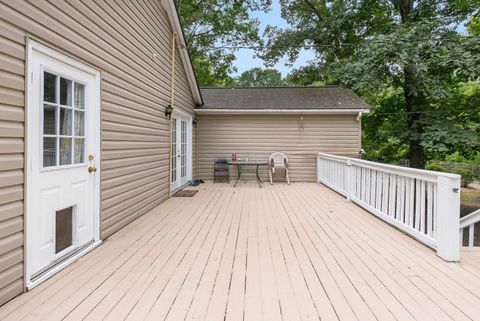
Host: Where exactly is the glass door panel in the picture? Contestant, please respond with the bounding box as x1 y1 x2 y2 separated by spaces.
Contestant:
180 120 187 179
171 118 177 183
42 71 86 168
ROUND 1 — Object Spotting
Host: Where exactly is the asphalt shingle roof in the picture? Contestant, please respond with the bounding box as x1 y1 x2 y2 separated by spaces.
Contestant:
198 86 370 110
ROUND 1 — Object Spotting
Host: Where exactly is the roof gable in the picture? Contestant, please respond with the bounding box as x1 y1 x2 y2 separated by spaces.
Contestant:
161 0 202 105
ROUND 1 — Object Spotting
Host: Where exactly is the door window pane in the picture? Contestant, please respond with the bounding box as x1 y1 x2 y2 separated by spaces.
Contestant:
74 110 84 136
42 72 87 168
59 138 72 165
60 78 72 106
74 138 84 164
43 105 57 135
60 108 72 135
56 206 73 254
74 83 85 109
171 119 177 183
181 121 187 177
44 72 56 103
43 137 57 167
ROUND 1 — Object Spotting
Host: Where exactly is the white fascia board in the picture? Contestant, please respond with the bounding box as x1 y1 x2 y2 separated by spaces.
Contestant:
161 0 203 105
194 108 371 115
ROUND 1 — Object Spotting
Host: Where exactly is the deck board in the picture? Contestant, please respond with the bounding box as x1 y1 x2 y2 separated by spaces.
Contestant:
2 182 480 321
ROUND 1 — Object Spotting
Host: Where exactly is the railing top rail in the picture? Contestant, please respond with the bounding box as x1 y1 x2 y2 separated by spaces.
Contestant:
317 153 461 181
460 209 480 229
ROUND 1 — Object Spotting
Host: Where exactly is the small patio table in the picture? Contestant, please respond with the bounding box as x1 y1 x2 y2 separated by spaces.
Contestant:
228 160 269 187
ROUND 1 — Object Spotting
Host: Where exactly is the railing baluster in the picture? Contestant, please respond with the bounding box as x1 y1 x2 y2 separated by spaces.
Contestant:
427 182 433 238
381 173 388 213
395 176 403 221
409 179 415 228
469 224 474 247
399 177 405 222
405 178 411 226
420 180 426 234
375 171 382 210
415 179 421 230
388 175 396 217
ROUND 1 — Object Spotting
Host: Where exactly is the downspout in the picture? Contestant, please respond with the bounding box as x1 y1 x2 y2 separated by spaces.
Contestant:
168 32 177 198
356 111 363 153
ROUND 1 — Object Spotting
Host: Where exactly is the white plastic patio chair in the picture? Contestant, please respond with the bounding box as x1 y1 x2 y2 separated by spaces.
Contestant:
269 152 290 185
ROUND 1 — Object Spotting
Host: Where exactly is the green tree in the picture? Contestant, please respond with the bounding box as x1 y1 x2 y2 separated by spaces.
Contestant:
263 0 480 168
468 14 480 36
175 0 269 86
236 68 286 87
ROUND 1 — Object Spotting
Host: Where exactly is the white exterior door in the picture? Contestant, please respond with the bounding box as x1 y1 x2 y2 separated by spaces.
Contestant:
26 41 101 287
171 112 192 191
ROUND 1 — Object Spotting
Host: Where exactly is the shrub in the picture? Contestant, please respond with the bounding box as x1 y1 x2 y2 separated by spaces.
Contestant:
473 152 480 165
425 163 446 172
445 151 466 163
452 168 475 187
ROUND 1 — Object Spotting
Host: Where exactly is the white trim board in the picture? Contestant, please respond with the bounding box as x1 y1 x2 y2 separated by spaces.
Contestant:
170 111 193 191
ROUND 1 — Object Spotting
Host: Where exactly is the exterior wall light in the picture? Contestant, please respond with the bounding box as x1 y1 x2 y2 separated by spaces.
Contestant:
192 118 198 127
165 104 173 118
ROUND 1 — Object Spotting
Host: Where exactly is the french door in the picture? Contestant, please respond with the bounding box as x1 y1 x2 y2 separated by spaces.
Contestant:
171 113 192 191
26 41 101 288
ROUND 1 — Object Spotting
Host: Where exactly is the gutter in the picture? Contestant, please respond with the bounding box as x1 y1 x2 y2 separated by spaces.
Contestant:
161 0 203 105
194 108 371 115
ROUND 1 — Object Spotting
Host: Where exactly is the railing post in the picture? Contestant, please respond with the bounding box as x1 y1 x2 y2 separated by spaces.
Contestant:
436 175 461 261
346 159 353 202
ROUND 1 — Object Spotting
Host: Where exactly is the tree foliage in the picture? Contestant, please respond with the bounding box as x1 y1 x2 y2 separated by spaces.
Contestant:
236 67 286 87
263 0 480 168
175 0 270 86
468 14 480 36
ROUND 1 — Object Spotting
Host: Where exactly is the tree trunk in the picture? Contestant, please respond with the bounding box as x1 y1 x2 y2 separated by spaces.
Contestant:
403 67 426 169
397 1 425 169
408 139 425 169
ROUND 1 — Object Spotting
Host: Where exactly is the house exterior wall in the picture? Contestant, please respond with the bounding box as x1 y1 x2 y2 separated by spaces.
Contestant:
0 0 196 305
197 114 361 182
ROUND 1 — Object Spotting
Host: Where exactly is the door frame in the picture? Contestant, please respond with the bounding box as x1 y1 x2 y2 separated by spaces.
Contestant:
24 39 102 289
171 109 193 192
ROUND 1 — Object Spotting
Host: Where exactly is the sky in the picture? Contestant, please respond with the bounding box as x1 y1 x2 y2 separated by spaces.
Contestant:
231 1 316 77
230 1 469 78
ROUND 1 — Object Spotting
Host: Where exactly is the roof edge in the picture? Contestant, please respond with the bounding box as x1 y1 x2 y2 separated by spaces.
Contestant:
162 0 203 105
194 108 370 115
199 85 343 90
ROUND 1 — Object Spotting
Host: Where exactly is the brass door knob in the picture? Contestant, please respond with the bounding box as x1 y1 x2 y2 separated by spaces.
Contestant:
88 166 97 173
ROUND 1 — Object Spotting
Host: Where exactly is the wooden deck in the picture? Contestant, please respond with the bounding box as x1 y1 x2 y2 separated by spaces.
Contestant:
2 182 480 321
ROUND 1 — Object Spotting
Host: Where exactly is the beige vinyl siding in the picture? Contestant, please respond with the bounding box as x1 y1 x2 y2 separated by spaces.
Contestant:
197 114 361 182
0 0 196 305
0 18 26 306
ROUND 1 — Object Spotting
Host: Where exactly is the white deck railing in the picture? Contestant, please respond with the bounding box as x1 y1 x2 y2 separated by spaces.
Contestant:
317 153 461 261
460 209 480 247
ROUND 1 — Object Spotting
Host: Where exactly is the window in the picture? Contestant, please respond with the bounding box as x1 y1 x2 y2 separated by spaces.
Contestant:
42 71 85 167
